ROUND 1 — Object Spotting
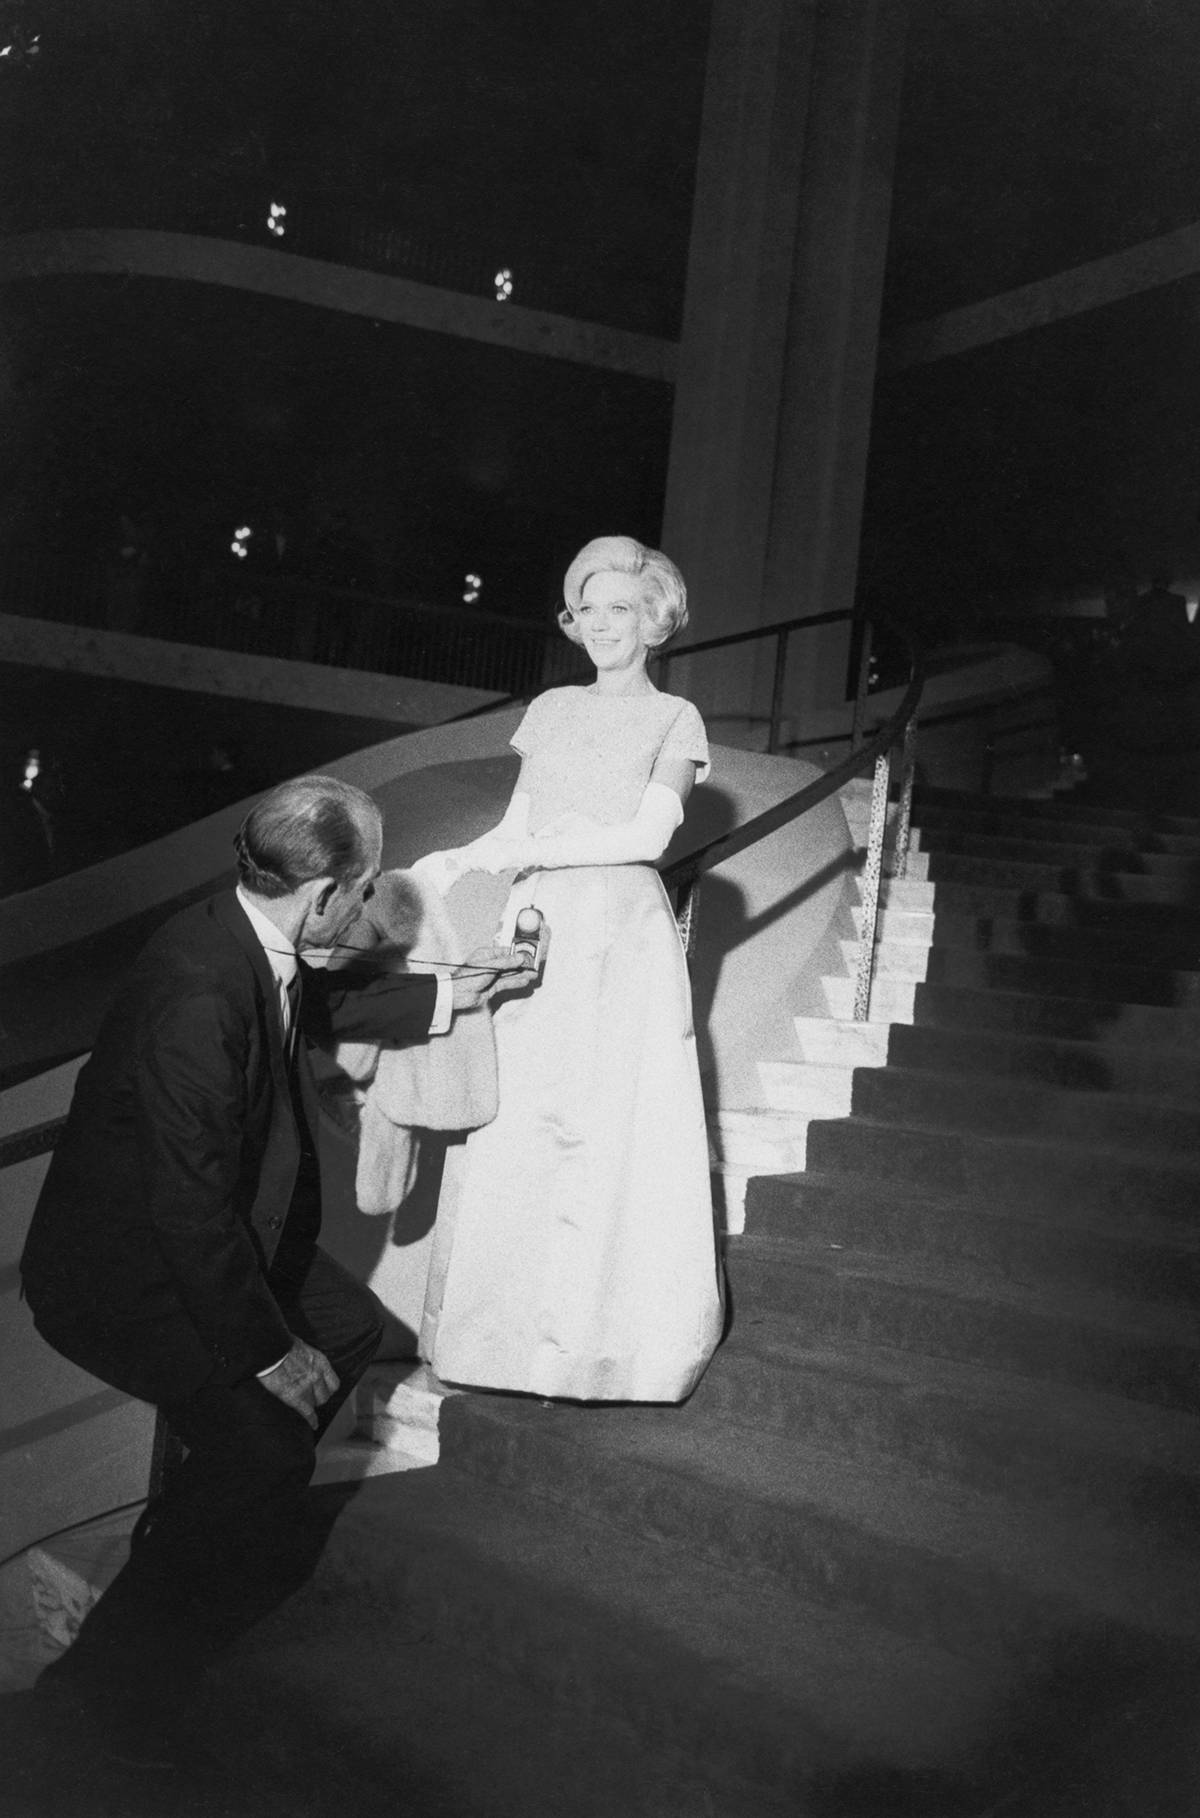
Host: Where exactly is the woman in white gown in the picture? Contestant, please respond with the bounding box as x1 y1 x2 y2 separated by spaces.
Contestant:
415 535 724 1402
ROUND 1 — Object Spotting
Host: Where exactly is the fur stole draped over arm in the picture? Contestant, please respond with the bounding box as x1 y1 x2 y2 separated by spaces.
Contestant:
321 870 498 1215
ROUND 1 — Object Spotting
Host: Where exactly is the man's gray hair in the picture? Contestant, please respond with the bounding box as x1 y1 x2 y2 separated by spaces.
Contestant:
234 775 380 898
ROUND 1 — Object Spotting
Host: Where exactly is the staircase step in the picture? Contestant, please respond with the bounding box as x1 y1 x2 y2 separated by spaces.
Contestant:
757 1059 858 1115
867 909 1200 969
851 903 936 945
687 1315 1200 1538
883 875 1200 929
804 1110 1200 1224
710 1107 812 1172
920 853 1200 903
846 936 1200 1004
849 1064 1200 1153
886 1017 1200 1097
890 849 934 881
746 1167 1200 1305
912 800 1200 855
907 980 1200 1044
731 1238 1200 1411
438 1396 1200 1659
202 1627 763 1818
918 946 1197 1004
351 1359 454 1465
843 936 933 979
791 1015 892 1067
211 1465 1020 1810
880 876 937 912
912 785 1200 838
821 973 917 1022
918 832 1200 876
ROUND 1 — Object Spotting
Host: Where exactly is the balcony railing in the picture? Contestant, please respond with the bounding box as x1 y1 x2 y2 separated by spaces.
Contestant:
0 183 682 340
0 545 581 699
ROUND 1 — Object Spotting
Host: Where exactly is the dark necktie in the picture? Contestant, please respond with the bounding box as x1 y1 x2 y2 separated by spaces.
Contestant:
284 971 300 1055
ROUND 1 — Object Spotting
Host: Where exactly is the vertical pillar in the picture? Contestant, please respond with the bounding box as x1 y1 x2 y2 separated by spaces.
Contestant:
662 0 909 749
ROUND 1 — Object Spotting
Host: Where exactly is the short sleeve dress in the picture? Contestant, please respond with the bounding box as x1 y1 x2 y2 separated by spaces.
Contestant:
419 685 725 1402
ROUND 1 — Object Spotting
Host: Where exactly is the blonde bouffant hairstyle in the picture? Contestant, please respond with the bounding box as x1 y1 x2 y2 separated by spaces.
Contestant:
558 535 689 650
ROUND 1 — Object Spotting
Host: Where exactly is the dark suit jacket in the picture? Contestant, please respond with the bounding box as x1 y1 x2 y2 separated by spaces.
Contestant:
21 890 438 1405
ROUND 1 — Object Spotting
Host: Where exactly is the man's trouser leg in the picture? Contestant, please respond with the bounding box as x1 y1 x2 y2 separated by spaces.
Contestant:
38 1249 384 1719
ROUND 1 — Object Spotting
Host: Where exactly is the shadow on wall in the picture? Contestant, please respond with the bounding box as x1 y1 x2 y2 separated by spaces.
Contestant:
682 749 857 1107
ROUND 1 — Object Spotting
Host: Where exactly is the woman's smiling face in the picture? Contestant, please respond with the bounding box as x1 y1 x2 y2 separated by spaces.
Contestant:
574 570 650 675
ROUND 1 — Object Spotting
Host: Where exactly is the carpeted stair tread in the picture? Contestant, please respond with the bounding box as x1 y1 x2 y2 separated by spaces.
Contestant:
747 1159 1199 1244
885 1020 1200 1097
914 791 1200 830
911 943 1199 1006
732 1229 1200 1407
919 852 1199 902
910 804 1200 855
905 978 1200 1043
205 1616 796 1818
746 1166 1200 1305
888 878 1200 930
849 1063 1200 1151
731 1233 1200 1354
439 1396 1200 1652
732 1236 1200 1409
911 786 1200 836
689 1319 1200 1509
920 828 1200 872
804 1111 1200 1221
227 1466 1019 1796
917 830 1200 876
903 911 1200 968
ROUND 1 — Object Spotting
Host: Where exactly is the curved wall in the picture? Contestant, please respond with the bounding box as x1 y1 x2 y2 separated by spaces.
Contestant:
0 228 675 383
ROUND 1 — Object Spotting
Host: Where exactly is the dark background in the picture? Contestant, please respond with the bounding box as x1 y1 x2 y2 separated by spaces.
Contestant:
4 0 1200 622
3 0 1200 872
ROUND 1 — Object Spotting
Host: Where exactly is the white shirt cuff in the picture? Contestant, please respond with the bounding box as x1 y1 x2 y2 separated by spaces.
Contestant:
256 1354 290 1378
428 973 454 1036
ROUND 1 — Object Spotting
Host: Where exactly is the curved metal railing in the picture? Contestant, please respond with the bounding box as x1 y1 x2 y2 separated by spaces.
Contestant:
661 611 925 1022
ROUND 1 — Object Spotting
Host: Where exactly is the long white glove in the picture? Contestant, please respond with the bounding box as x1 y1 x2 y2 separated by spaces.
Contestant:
499 781 685 872
413 783 686 892
532 782 684 866
410 792 532 896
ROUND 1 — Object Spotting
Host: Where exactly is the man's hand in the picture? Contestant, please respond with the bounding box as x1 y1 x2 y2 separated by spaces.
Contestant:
258 1338 340 1430
452 944 538 1012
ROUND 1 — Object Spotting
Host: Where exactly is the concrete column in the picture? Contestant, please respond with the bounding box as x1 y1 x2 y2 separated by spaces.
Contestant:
662 0 909 750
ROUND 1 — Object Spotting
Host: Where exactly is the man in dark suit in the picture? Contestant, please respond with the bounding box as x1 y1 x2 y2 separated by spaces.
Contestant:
20 772 531 1762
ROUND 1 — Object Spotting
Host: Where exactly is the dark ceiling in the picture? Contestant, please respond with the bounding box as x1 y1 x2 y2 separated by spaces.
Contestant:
3 0 1200 620
886 0 1200 320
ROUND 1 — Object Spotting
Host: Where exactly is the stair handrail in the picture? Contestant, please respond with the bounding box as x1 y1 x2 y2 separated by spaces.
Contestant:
396 602 928 1018
654 607 854 756
661 610 926 1023
451 606 865 749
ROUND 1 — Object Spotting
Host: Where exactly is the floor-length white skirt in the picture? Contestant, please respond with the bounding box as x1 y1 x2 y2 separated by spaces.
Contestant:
420 863 723 1401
